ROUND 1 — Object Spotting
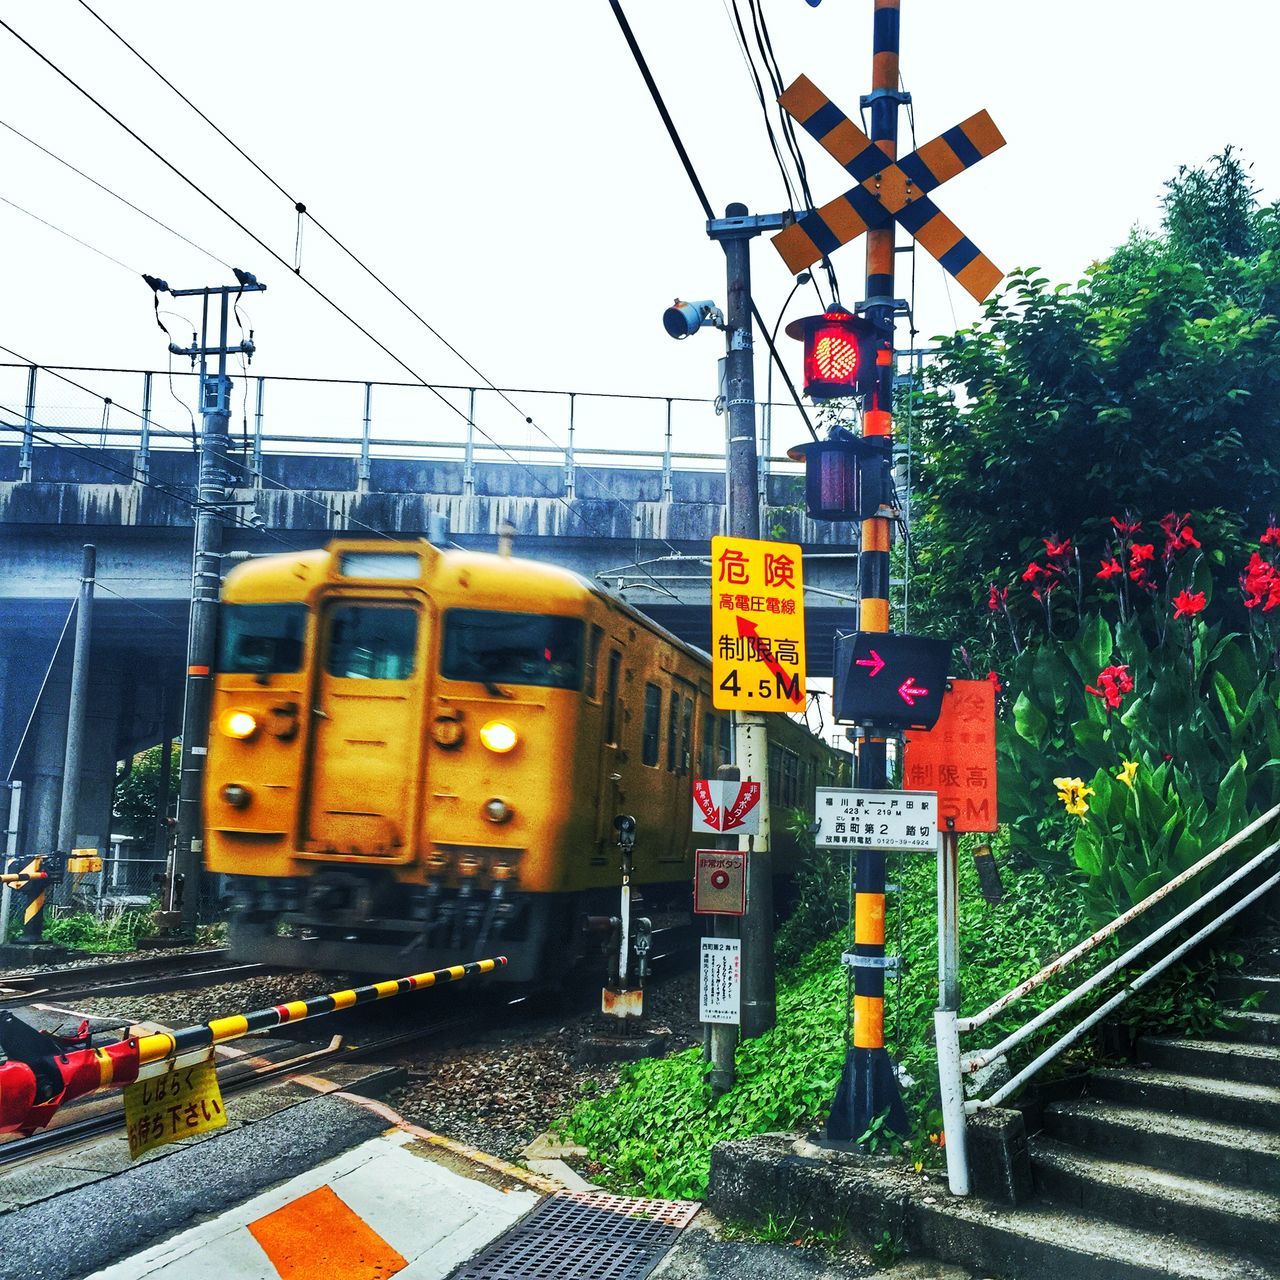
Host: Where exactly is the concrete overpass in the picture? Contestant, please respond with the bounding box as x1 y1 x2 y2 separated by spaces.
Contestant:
1 428 862 862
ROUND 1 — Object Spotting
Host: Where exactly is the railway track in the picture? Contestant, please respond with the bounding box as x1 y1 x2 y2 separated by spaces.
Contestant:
0 948 270 1007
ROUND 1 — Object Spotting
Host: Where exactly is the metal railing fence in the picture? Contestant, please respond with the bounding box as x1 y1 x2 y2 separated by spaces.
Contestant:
0 363 815 493
935 802 1280 1196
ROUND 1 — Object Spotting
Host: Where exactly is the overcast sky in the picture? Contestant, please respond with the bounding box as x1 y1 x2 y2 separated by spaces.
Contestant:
1 1 1277 459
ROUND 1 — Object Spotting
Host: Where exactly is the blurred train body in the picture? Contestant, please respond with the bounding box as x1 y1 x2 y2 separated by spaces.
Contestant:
204 539 847 981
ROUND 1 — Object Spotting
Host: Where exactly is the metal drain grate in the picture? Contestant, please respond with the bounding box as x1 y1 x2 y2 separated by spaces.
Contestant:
449 1190 700 1280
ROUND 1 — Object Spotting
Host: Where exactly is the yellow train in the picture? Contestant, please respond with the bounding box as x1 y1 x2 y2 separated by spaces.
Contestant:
205 539 847 980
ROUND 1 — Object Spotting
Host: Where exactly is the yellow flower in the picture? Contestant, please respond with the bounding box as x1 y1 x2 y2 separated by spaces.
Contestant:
1053 775 1094 818
1117 760 1139 789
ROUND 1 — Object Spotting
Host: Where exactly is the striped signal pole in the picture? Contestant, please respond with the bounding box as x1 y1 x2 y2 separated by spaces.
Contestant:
830 0 910 1141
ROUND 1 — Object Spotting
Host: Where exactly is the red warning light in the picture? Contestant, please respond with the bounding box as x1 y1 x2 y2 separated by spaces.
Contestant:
786 306 878 402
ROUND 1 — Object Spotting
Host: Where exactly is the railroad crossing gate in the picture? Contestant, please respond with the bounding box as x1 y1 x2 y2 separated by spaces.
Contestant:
903 678 998 833
711 536 806 711
771 74 1006 301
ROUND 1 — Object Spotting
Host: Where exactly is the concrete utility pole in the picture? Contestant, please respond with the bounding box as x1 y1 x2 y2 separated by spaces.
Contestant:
716 202 776 1039
55 544 97 860
146 270 266 930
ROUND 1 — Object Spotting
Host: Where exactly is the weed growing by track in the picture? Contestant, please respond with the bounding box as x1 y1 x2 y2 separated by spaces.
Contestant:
565 836 1119 1200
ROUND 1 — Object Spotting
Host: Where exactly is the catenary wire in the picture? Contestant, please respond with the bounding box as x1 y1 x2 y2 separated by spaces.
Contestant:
607 0 817 443
68 0 686 560
0 116 231 269
95 581 186 632
0 16 679 599
0 191 138 274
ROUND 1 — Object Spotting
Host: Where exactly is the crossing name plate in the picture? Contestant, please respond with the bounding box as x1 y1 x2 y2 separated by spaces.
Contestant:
814 787 938 852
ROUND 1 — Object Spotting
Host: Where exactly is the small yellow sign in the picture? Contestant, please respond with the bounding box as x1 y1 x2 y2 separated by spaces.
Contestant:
123 1055 226 1159
711 536 806 712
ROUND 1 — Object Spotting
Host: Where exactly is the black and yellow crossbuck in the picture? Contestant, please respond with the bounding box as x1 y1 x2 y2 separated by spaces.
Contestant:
773 75 1006 302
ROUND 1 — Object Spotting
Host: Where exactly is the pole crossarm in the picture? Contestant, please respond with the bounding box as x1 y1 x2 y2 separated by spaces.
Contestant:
771 74 1006 301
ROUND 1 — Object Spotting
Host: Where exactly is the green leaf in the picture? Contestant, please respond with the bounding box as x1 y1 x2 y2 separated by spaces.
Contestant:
1013 691 1049 748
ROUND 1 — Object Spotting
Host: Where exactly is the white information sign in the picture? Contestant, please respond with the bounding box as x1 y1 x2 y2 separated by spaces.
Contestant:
699 938 741 1024
814 788 939 852
691 779 762 835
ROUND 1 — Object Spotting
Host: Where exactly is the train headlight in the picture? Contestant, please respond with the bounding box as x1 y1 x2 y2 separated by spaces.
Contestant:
479 720 518 754
219 709 258 740
484 798 513 824
220 783 253 809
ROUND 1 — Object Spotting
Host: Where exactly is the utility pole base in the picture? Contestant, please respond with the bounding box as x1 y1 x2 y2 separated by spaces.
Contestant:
823 1046 910 1142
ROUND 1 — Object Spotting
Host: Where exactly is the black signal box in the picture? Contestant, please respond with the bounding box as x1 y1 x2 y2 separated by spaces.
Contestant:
833 631 951 731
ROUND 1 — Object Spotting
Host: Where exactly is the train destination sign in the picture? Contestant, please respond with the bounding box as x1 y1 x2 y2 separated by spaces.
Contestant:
832 631 950 730
691 778 762 835
711 536 807 712
814 787 939 852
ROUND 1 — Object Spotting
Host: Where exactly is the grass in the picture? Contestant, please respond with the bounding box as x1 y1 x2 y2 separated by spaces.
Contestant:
38 900 157 952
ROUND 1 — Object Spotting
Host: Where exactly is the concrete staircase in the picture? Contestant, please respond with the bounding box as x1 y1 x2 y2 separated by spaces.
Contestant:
1023 963 1280 1278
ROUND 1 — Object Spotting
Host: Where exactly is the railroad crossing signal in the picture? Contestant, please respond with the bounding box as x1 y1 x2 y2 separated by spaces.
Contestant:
832 631 950 731
771 75 1006 302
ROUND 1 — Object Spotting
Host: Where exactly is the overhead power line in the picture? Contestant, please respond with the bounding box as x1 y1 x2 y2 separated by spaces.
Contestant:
0 16 680 598
0 191 138 274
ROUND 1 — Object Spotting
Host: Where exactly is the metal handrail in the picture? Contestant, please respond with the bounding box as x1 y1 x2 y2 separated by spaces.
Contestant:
934 802 1280 1197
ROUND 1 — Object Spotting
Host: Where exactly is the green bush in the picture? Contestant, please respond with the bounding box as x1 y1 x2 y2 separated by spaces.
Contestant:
42 901 156 953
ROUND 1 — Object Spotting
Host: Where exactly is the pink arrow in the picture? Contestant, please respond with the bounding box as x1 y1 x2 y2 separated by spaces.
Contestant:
855 649 886 678
898 676 928 706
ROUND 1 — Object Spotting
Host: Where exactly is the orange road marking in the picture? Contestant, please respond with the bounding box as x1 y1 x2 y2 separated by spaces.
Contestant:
248 1184 407 1279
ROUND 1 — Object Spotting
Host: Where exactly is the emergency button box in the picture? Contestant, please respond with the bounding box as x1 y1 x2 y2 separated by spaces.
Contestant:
694 849 747 916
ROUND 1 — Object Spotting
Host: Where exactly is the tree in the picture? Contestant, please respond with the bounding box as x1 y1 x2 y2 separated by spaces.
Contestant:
907 149 1280 657
113 743 179 841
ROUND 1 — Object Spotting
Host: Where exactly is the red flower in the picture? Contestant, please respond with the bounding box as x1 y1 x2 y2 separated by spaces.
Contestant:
1086 663 1134 711
1021 562 1046 583
1261 527 1280 548
1110 516 1142 535
1129 543 1156 565
1096 558 1123 580
1241 552 1278 610
987 584 1008 612
1042 537 1072 561
1129 566 1157 593
986 671 1003 693
1172 589 1206 619
1159 512 1201 561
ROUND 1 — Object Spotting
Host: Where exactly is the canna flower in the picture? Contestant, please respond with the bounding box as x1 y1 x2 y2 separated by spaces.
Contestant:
1086 663 1134 710
1172 589 1207 619
987 583 1008 612
1130 543 1156 565
1042 537 1072 561
1261 526 1280 548
1110 516 1142 535
1159 512 1201 561
1129 566 1158 593
1096 558 1123 580
1053 776 1094 818
1116 760 1139 789
986 670 1003 693
1241 552 1279 610
1021 562 1051 583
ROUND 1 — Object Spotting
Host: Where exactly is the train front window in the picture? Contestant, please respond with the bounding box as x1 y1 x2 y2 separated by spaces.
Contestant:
325 604 418 679
441 610 584 690
217 604 307 674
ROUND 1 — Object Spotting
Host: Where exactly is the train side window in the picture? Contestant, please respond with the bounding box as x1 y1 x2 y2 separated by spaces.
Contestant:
701 713 716 777
218 603 307 674
325 604 418 679
642 683 662 767
719 716 733 767
680 698 693 774
604 650 623 745
666 692 679 771
584 624 604 699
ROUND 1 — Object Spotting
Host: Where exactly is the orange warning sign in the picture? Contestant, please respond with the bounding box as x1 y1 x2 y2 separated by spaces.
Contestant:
902 679 997 833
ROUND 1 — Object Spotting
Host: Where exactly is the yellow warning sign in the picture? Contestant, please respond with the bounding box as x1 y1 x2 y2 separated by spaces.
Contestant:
711 536 806 712
124 1055 226 1159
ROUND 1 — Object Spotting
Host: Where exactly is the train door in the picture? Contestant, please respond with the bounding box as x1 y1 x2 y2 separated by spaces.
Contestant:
593 643 625 859
303 598 426 857
660 681 696 862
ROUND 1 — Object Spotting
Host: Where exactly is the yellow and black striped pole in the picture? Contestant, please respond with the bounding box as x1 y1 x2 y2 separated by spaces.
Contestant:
3 855 50 944
826 0 910 1143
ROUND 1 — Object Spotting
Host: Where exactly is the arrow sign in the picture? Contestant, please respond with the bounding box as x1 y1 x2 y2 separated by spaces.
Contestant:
737 616 804 705
692 780 720 830
898 677 929 707
855 649 886 678
692 780 762 836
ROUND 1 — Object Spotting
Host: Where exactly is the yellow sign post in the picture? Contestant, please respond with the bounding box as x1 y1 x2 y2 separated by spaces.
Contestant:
711 536 806 712
123 1055 226 1159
